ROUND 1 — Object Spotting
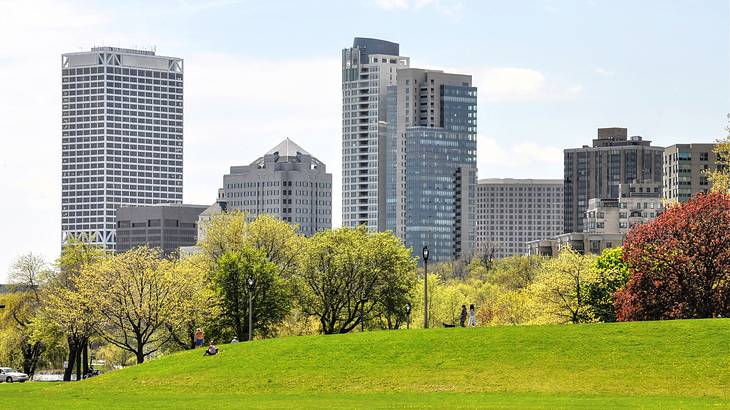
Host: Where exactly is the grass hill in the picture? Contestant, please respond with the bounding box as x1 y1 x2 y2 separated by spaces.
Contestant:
3 319 729 408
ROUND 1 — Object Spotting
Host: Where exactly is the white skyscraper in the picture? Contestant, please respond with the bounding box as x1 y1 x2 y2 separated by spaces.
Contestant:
61 47 184 249
341 38 409 230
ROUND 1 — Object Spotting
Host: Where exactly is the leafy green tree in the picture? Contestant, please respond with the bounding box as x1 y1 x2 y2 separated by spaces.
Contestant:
78 247 204 364
45 239 107 381
296 227 416 334
529 247 597 324
2 253 53 376
167 253 219 350
586 247 629 322
706 115 730 192
213 247 290 341
488 255 543 291
200 212 303 278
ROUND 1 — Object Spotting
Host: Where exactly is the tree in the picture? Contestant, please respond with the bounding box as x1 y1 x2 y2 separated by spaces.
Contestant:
200 212 302 279
488 256 542 291
46 240 107 381
78 247 202 364
529 247 596 324
166 253 218 350
213 247 289 341
473 241 500 271
3 253 53 376
295 227 416 334
586 247 629 322
369 233 417 329
616 192 730 321
706 115 730 192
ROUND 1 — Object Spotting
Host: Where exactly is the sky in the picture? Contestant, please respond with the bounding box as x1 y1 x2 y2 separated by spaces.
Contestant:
0 0 727 281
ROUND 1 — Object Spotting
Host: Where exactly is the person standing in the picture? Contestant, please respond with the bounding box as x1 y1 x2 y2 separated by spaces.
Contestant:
459 305 467 327
468 304 476 327
194 328 205 348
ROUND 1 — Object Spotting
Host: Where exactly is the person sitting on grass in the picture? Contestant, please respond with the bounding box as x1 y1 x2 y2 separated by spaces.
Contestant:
203 344 218 357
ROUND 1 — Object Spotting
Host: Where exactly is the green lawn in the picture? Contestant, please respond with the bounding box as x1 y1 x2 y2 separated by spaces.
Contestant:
3 319 729 409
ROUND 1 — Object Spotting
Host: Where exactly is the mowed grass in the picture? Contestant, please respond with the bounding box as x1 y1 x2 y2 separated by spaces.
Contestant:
3 319 729 409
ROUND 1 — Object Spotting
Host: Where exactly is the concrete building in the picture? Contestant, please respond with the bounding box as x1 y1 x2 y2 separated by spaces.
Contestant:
476 179 563 258
115 204 207 256
663 143 718 203
584 181 663 234
341 38 409 231
61 47 184 250
563 127 663 233
530 180 662 256
394 69 477 262
215 138 332 236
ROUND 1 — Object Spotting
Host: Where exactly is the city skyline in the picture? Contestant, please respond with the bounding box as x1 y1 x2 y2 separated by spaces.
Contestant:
1 0 728 281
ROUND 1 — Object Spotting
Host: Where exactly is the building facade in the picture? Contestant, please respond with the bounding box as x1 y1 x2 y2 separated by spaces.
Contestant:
563 127 663 233
394 69 477 262
61 47 184 250
476 179 563 258
115 204 207 256
341 38 409 231
530 181 662 257
583 181 662 235
663 143 717 203
216 138 332 236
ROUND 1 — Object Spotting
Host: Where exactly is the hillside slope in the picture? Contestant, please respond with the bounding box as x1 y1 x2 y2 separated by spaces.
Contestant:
4 319 729 408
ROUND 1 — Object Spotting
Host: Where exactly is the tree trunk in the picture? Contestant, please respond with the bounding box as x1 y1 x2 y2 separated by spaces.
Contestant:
75 343 82 381
135 351 145 364
63 337 77 382
82 338 89 374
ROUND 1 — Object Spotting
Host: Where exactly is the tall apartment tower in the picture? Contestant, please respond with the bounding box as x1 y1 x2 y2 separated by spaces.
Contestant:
563 128 663 233
476 179 563 258
61 47 184 249
663 143 718 203
216 138 332 236
341 38 409 230
394 69 477 262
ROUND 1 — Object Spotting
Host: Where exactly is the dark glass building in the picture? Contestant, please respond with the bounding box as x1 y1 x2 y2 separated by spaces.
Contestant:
394 69 477 262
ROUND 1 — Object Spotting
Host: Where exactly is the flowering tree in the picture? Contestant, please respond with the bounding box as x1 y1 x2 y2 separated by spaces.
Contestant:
616 192 730 321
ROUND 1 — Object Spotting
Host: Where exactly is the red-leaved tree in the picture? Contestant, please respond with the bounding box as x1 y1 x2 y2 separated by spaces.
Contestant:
616 192 730 321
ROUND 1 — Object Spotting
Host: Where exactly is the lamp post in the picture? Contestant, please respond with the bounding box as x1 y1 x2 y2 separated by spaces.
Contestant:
405 302 411 330
247 277 256 341
422 245 430 329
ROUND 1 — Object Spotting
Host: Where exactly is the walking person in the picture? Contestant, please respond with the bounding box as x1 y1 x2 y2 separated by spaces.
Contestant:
468 304 476 327
194 328 205 348
459 305 467 327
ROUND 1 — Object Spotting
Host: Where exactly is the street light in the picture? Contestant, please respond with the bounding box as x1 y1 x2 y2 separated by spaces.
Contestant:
247 276 256 341
405 302 411 330
422 245 430 329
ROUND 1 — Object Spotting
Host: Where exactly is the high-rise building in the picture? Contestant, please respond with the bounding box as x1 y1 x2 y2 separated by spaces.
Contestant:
563 128 663 233
341 38 409 231
394 69 477 262
215 138 332 236
115 204 207 256
61 47 184 249
476 179 563 258
663 143 718 203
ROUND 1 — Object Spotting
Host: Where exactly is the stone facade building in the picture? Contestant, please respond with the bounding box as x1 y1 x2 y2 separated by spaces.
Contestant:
476 179 563 258
663 143 718 203
214 138 332 236
563 127 663 233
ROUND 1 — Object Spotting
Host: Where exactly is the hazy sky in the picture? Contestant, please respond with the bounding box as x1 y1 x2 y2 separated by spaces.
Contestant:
0 0 727 281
